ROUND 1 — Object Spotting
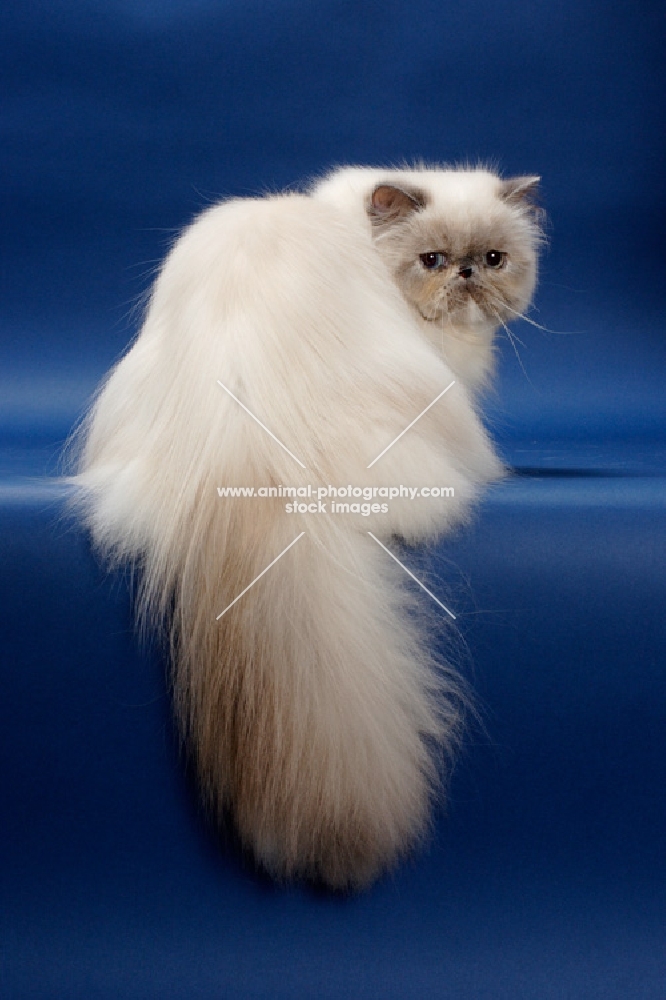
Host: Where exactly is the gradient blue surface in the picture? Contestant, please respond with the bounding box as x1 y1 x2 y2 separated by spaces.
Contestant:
1 2 665 996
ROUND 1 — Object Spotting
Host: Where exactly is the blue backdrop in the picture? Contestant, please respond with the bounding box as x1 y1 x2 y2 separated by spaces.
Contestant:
2 2 665 997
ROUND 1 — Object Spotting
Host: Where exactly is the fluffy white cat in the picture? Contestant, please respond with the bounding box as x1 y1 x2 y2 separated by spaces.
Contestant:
71 165 542 888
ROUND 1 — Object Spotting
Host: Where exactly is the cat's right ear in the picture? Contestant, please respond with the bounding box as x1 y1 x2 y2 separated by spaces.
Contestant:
500 176 541 206
367 185 427 228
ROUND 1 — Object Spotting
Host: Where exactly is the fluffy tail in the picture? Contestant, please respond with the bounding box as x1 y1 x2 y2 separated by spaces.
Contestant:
165 506 462 889
68 192 497 888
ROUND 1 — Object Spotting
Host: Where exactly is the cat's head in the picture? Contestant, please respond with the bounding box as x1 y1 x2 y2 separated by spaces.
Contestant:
366 169 543 333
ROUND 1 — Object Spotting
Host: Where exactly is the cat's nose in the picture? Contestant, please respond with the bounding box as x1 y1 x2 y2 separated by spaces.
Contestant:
458 265 473 280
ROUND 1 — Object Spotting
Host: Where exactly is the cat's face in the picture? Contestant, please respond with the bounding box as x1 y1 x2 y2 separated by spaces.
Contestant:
367 173 542 332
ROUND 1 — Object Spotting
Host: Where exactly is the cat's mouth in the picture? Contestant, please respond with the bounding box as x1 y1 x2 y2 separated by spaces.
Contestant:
415 285 495 327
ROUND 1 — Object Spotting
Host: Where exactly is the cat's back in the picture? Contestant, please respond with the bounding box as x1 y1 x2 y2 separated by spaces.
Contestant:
146 188 396 351
159 191 372 292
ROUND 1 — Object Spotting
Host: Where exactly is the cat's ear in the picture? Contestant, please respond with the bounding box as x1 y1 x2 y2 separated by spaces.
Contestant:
500 176 541 206
368 184 427 227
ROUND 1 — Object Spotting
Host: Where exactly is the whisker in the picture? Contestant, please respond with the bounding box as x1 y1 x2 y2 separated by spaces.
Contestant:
483 292 545 341
508 328 528 350
498 301 576 335
503 306 551 332
490 307 538 390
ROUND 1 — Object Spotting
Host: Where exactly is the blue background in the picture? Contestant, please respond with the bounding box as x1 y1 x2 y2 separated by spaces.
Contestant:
1 2 665 997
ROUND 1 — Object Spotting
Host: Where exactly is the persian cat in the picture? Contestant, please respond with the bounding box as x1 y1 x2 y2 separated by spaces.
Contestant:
72 165 542 889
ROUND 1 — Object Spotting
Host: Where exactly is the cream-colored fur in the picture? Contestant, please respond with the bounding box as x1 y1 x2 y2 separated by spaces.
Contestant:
71 166 540 888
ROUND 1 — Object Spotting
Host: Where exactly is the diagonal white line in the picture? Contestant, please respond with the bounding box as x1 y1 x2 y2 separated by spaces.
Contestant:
367 531 456 620
216 379 306 469
216 532 306 620
366 381 456 469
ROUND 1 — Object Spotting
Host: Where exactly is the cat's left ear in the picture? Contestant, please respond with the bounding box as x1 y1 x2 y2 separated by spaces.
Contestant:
500 176 541 206
367 184 427 228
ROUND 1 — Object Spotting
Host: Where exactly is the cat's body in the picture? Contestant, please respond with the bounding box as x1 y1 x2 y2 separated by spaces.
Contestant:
72 165 541 888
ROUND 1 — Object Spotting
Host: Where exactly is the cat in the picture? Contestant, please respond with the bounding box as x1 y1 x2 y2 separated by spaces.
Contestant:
70 165 542 889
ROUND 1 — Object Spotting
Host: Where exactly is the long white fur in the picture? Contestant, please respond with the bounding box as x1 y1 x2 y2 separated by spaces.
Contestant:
71 167 531 889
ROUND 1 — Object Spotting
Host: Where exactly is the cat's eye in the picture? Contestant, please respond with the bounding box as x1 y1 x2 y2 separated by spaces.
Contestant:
485 251 506 269
420 252 448 270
